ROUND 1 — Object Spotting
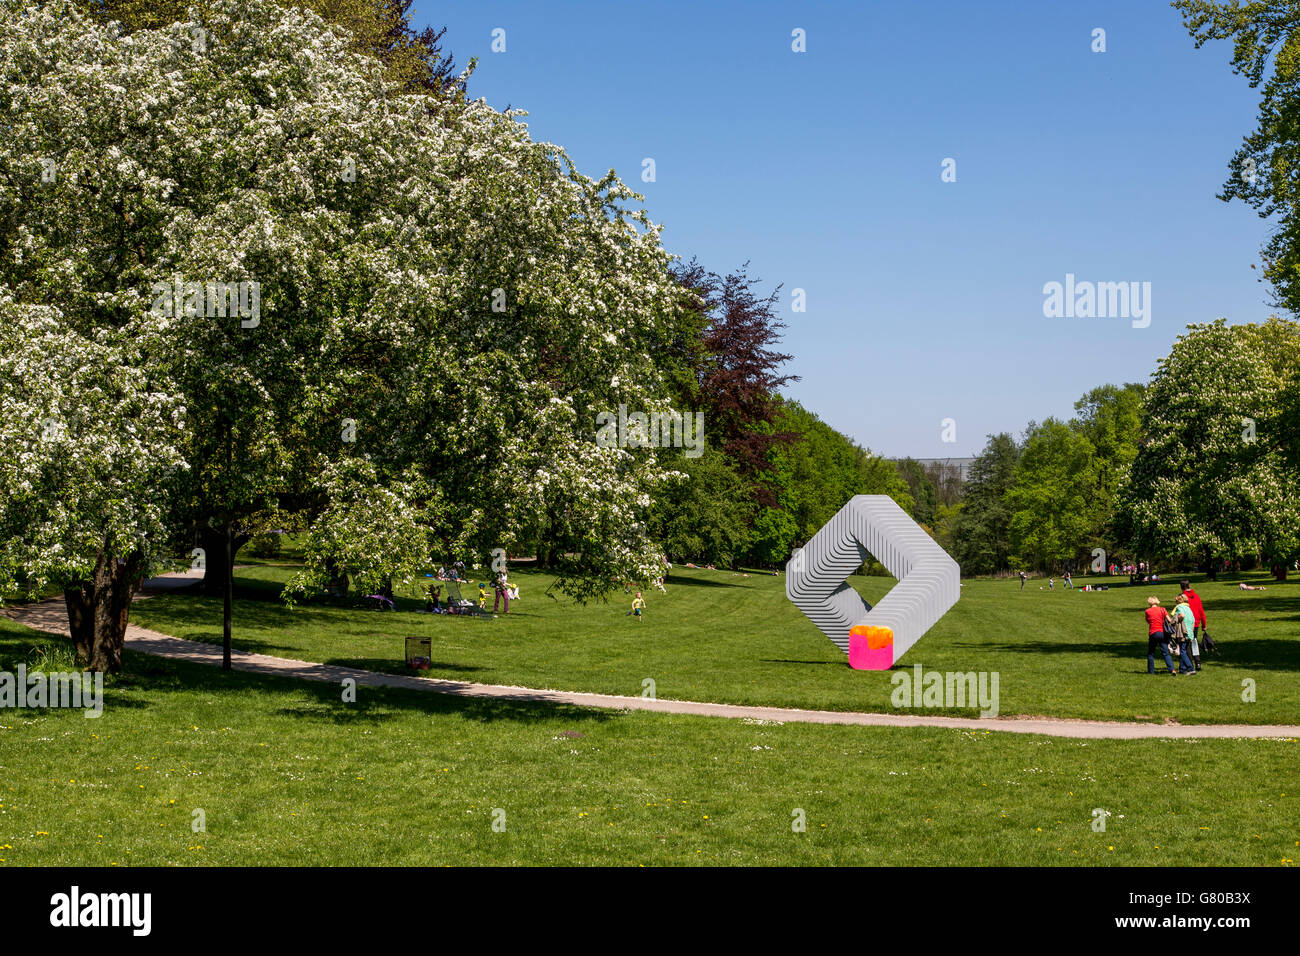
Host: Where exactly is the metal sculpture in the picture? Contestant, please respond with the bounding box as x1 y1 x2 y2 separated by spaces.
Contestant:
785 495 960 669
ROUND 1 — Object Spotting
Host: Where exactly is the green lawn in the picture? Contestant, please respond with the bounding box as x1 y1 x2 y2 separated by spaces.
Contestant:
0 617 1294 867
129 564 1300 724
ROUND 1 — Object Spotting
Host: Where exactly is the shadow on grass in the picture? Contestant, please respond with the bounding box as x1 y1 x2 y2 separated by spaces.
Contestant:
325 657 485 675
957 637 1300 672
114 646 617 726
1198 593 1300 616
658 576 744 590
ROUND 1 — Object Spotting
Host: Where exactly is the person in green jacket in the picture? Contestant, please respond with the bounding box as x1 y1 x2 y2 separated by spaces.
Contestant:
1174 593 1200 672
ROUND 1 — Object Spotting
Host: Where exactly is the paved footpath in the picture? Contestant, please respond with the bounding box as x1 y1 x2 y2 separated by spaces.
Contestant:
5 571 1299 741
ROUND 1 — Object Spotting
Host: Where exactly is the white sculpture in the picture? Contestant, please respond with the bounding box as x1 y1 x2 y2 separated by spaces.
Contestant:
785 495 960 669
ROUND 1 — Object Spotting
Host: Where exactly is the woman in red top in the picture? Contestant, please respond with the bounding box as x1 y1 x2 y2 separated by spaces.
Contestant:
1144 596 1177 675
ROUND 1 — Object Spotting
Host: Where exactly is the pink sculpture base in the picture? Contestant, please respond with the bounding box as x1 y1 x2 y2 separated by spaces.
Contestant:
848 634 895 670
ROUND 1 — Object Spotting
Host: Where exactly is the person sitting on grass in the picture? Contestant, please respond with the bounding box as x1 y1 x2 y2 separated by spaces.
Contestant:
1144 596 1178 676
627 592 645 622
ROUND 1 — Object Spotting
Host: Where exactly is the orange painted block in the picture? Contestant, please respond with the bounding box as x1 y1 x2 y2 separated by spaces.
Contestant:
848 625 894 669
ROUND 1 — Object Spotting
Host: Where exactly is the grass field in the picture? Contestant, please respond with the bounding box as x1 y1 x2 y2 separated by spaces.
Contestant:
0 616 1295 866
128 563 1300 724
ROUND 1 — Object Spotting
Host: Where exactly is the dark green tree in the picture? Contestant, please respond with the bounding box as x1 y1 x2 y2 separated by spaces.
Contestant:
1005 419 1097 572
952 433 1021 575
1174 0 1300 313
895 458 939 526
1070 382 1145 558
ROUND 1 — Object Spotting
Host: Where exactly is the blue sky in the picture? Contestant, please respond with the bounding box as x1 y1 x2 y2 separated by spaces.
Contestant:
413 0 1275 458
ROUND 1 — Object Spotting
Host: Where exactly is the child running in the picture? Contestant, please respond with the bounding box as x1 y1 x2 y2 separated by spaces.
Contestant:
628 592 646 623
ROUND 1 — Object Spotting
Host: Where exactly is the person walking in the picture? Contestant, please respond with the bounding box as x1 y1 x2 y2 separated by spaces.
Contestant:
1019 570 1027 590
1063 571 1073 589
1173 593 1199 671
1166 598 1196 674
1179 579 1211 656
493 572 510 614
1144 596 1177 675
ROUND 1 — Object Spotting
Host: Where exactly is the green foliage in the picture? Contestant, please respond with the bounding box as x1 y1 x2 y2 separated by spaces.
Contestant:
895 458 939 526
648 447 755 566
952 433 1020 575
744 401 911 567
246 533 284 559
1071 383 1145 553
953 384 1147 575
1005 419 1097 570
1119 318 1300 568
1175 0 1300 313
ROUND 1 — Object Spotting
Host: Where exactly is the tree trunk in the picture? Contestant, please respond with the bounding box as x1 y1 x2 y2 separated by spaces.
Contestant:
64 547 144 673
1203 549 1217 581
1272 564 1288 582
222 522 233 671
198 524 250 596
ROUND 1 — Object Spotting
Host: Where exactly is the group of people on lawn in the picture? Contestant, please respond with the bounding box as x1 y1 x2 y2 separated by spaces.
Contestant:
1143 580 1212 675
425 571 519 615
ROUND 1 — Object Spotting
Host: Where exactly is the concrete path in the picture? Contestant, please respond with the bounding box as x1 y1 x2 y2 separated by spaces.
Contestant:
5 571 1298 740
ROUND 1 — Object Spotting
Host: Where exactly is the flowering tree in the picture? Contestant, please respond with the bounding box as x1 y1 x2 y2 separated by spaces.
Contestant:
78 0 464 97
1 0 681 664
1119 319 1300 576
0 292 186 671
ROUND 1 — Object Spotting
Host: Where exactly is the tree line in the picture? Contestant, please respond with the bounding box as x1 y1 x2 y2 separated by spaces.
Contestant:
940 319 1300 579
